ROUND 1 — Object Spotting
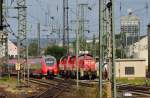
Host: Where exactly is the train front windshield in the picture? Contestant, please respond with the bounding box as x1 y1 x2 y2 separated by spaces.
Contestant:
45 58 55 66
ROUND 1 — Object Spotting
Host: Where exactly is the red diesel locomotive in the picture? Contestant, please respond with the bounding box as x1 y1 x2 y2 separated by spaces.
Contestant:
59 54 97 79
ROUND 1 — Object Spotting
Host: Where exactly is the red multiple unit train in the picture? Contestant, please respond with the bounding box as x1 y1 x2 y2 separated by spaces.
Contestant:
59 54 97 79
7 55 58 78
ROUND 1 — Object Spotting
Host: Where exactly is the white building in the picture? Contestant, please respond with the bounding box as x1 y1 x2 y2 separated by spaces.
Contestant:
8 40 17 58
127 36 148 65
0 40 17 58
0 44 5 58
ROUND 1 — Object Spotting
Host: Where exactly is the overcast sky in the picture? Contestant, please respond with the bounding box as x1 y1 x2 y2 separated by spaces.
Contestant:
6 0 150 39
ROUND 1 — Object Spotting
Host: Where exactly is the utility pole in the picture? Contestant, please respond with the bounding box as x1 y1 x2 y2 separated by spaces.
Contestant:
0 0 8 77
16 0 27 86
78 4 89 51
148 23 150 77
37 23 40 56
63 0 69 53
0 0 7 55
92 34 96 57
3 0 8 65
99 0 103 97
76 0 79 88
99 0 116 98
0 0 3 30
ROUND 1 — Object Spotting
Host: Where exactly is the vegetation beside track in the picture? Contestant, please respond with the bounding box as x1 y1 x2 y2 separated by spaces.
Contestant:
0 76 16 84
74 86 98 98
117 78 150 85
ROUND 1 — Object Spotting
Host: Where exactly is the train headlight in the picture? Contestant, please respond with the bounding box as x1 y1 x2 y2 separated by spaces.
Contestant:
54 68 58 75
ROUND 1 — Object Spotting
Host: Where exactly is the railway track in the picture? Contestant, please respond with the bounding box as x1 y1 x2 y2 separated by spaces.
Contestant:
53 77 96 87
29 79 53 87
27 78 70 98
34 82 69 98
28 79 150 98
118 84 150 96
27 77 97 98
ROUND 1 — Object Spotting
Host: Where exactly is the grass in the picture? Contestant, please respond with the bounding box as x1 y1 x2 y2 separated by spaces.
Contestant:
116 77 150 85
74 85 99 98
0 76 16 84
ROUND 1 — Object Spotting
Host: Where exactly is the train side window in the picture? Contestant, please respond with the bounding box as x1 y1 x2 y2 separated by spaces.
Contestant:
125 67 135 75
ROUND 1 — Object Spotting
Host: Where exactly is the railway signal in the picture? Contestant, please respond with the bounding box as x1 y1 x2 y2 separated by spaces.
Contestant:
15 63 21 71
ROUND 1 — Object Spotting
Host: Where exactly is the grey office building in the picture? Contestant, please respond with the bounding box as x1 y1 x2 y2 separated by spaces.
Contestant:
120 14 140 58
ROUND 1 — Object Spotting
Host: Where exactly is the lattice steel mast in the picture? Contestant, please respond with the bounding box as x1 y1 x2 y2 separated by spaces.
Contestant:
16 0 27 85
78 4 88 51
99 0 116 98
63 0 69 53
0 0 8 61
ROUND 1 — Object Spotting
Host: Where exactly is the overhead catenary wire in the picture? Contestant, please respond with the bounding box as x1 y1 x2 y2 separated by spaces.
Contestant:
3 16 18 38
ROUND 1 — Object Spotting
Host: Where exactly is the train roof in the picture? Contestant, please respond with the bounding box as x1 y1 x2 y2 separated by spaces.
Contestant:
79 54 93 57
43 55 56 58
60 54 94 61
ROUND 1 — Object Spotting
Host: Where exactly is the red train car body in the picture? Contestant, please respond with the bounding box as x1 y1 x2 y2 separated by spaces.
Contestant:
59 54 97 79
7 55 58 78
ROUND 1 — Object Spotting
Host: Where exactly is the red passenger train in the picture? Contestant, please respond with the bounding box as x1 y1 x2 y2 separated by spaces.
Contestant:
59 54 97 79
7 55 58 78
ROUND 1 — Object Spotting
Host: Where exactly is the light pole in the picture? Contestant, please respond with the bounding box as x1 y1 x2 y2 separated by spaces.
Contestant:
99 0 103 97
76 0 79 89
76 29 79 88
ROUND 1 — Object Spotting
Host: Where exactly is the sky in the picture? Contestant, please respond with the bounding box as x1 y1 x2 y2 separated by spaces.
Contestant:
5 0 150 40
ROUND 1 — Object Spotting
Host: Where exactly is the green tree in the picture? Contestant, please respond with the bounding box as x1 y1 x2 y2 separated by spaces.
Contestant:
72 40 76 54
28 42 38 56
44 45 67 61
115 33 128 58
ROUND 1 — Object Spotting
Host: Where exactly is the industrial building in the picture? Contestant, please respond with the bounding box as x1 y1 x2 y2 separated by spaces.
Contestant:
115 59 147 78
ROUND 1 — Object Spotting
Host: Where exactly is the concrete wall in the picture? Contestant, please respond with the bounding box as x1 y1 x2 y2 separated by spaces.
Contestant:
115 59 146 78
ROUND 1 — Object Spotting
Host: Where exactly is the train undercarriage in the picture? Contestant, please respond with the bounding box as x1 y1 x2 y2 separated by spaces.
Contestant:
59 70 97 80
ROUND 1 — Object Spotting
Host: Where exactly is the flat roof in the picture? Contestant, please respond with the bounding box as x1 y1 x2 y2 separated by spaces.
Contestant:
115 59 146 62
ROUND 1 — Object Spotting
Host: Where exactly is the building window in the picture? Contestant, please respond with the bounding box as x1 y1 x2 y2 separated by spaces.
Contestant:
125 67 135 75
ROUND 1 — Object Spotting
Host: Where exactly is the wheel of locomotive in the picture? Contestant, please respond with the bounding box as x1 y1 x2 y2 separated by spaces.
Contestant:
39 73 43 79
59 70 63 78
63 71 66 79
67 71 72 79
65 70 71 79
74 71 81 79
29 73 33 78
78 72 81 79
83 71 89 80
91 71 96 80
61 71 65 78
47 71 54 79
71 71 75 79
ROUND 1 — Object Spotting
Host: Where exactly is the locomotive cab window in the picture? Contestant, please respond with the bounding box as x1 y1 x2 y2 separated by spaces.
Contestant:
125 67 135 75
45 58 55 66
